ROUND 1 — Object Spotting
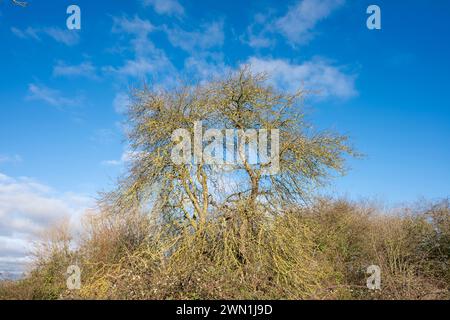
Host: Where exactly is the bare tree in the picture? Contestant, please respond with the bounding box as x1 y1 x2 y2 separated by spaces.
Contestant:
105 68 355 232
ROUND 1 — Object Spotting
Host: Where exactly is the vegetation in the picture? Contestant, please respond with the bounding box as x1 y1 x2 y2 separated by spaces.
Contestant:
1 69 448 300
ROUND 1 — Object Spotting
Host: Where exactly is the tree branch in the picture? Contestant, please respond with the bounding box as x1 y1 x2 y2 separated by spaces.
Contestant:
12 0 28 7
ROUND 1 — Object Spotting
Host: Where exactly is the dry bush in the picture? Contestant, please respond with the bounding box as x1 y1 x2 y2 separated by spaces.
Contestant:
73 202 336 300
2 199 449 300
297 199 450 300
0 219 75 300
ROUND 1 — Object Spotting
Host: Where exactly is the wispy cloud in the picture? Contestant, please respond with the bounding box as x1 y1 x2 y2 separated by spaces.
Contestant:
26 83 80 107
101 150 137 166
112 15 155 40
184 52 229 81
104 58 158 79
53 61 98 79
90 129 116 145
162 20 227 82
241 13 276 49
245 57 357 99
43 27 80 46
106 13 227 86
11 26 40 40
164 21 224 53
275 0 344 45
113 92 131 114
11 26 80 46
0 154 22 165
143 0 184 16
105 15 175 81
244 0 345 48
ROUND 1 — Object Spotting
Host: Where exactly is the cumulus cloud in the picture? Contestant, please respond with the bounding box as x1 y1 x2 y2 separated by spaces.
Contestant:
246 57 357 99
11 26 80 46
143 0 184 16
0 173 93 277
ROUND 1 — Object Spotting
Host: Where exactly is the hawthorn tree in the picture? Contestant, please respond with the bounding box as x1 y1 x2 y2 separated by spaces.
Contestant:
106 68 354 232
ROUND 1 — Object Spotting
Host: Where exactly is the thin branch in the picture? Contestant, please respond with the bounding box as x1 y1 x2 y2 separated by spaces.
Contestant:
12 0 28 7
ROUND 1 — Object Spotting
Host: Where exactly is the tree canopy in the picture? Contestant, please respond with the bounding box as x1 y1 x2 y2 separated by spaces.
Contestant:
106 68 354 231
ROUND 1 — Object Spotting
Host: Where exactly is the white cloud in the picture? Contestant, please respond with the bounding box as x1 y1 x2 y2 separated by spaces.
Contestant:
11 26 40 40
164 21 224 53
112 15 155 39
0 154 22 165
162 21 227 82
53 61 98 79
244 0 345 48
101 159 122 166
241 13 276 49
184 52 229 81
246 57 357 99
105 58 157 78
26 83 80 107
101 150 138 166
275 0 344 45
90 129 116 145
113 92 131 114
11 26 80 46
107 15 225 85
106 15 176 80
0 172 93 276
43 27 80 46
143 0 184 16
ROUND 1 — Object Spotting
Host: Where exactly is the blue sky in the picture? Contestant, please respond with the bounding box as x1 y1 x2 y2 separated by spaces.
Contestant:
0 0 450 275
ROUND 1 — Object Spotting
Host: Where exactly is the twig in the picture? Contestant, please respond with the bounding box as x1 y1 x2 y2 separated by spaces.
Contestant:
12 0 28 7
